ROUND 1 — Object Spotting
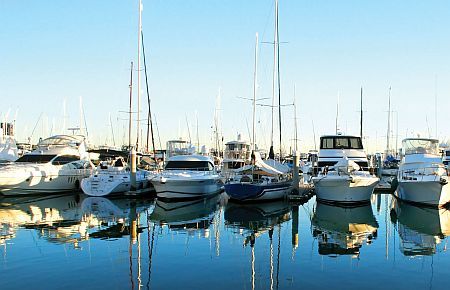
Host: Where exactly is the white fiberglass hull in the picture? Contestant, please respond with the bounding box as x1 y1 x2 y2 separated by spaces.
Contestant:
312 175 379 204
152 177 223 199
395 179 450 207
81 171 152 197
0 166 90 196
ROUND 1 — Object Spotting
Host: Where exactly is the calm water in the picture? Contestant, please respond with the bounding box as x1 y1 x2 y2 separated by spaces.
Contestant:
1 192 450 290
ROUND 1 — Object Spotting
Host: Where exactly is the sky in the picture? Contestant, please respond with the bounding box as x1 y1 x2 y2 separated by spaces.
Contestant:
1 0 450 154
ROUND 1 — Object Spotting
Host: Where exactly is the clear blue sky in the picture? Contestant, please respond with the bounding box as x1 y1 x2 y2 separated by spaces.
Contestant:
1 0 449 153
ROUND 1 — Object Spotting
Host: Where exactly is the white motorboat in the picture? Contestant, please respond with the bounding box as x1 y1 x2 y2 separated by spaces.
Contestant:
0 135 93 196
312 135 379 204
80 156 153 197
151 155 223 200
395 138 450 207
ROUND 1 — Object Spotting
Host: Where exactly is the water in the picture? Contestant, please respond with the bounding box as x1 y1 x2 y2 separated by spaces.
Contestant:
1 192 450 290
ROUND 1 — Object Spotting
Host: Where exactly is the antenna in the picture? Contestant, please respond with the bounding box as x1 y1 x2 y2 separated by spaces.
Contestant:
360 86 363 139
312 120 317 151
386 86 391 154
335 92 340 135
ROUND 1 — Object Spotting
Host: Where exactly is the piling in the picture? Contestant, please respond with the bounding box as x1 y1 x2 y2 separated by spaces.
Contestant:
292 150 300 194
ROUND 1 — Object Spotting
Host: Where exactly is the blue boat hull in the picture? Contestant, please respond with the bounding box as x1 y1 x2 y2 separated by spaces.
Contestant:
224 181 292 201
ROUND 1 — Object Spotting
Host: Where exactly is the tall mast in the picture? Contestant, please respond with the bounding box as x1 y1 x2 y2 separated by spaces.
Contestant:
293 85 298 152
276 0 282 159
386 86 391 154
435 75 438 139
136 0 143 151
360 87 363 139
269 0 278 159
128 62 134 149
252 33 259 152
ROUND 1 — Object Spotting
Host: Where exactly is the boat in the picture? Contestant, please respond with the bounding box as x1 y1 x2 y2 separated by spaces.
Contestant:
150 155 223 200
80 155 153 197
222 134 251 173
311 201 378 257
312 135 379 204
0 135 93 196
0 122 18 163
390 198 450 256
395 138 450 207
224 152 292 201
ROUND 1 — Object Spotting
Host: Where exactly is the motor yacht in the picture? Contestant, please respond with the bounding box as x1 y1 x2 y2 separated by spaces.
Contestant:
0 135 93 196
151 155 223 200
80 155 153 197
395 138 450 207
312 135 379 204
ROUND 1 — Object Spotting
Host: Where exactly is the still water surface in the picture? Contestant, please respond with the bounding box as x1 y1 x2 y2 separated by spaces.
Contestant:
1 192 449 289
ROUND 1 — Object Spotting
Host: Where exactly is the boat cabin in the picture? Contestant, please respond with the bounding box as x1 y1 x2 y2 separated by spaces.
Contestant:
317 135 369 169
165 155 215 172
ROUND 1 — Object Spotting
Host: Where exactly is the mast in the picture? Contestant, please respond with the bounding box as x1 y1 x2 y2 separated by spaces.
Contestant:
269 0 279 160
386 86 391 154
293 85 298 152
136 0 143 151
276 0 282 159
252 33 259 153
128 62 134 149
360 87 363 139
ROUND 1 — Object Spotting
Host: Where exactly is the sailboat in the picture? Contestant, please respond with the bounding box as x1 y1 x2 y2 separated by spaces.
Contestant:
225 2 293 202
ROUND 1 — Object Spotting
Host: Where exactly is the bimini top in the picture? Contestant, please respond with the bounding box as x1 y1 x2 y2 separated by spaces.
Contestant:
402 138 439 155
37 135 86 148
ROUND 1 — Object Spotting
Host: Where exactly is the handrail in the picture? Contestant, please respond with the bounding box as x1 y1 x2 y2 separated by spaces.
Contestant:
398 166 447 182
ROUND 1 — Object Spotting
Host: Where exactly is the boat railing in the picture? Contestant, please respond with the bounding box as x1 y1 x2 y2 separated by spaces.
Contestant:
399 166 448 182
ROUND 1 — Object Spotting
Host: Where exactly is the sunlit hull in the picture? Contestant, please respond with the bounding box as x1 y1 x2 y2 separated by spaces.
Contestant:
312 175 379 205
395 179 450 207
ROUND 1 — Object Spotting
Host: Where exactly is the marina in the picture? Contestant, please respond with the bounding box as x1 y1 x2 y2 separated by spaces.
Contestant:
2 0 450 288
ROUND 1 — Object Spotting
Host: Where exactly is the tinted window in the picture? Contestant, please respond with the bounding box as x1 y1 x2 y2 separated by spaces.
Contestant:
16 155 56 163
335 138 349 149
446 151 450 157
52 155 80 165
349 137 363 149
321 138 334 149
165 161 213 171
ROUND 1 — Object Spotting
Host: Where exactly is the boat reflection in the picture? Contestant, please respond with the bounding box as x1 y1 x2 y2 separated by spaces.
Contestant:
149 193 225 237
312 202 378 257
225 201 291 290
0 193 154 247
390 199 450 256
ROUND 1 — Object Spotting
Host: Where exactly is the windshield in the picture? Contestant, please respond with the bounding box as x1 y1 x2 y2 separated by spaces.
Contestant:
165 161 213 171
402 139 439 155
320 137 363 149
16 155 56 163
38 136 80 147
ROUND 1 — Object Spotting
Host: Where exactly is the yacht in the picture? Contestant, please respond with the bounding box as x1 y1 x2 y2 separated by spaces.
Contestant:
312 135 379 204
0 135 93 196
224 152 292 201
395 138 450 207
150 155 223 200
80 155 153 197
222 134 251 173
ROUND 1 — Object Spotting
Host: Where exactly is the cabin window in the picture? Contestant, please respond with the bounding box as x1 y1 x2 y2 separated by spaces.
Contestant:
51 155 80 165
349 138 363 149
165 161 213 171
446 151 450 157
321 138 334 149
16 155 57 163
335 138 349 149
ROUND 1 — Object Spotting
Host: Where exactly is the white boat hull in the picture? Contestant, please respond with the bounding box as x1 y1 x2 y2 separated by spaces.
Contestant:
152 178 223 199
0 170 90 196
313 175 379 204
81 172 152 197
395 179 450 207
